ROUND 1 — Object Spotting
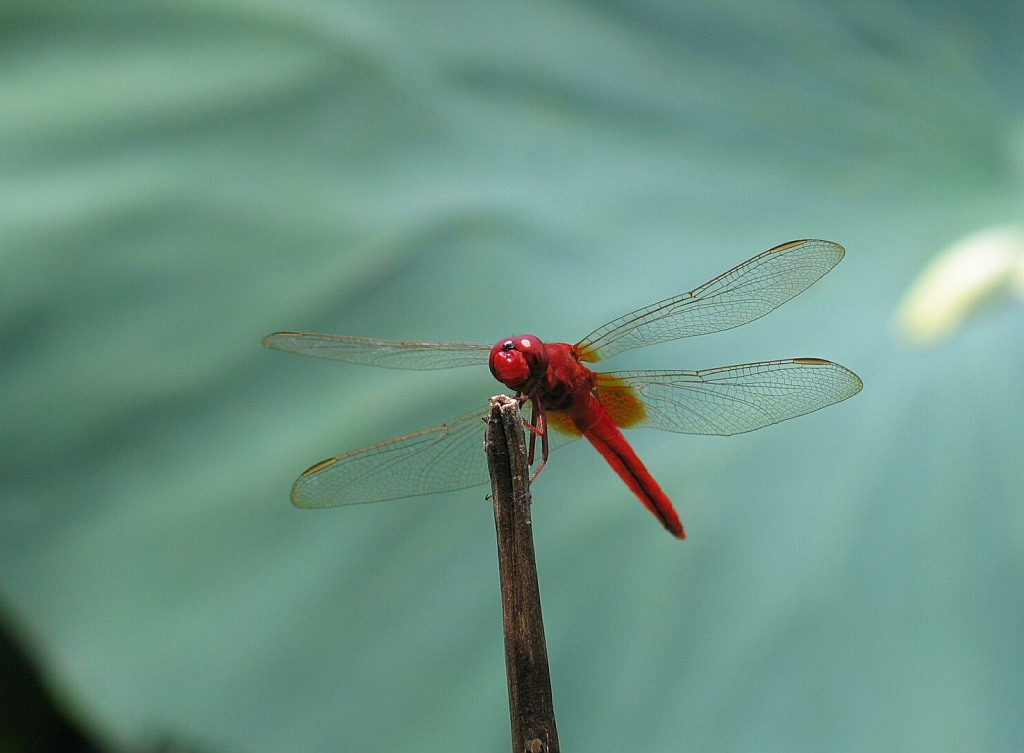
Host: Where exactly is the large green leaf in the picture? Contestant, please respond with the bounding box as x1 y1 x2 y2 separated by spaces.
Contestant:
2 2 1022 751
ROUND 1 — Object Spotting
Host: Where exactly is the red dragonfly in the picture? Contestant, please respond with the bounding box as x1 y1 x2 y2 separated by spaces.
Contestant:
264 239 861 538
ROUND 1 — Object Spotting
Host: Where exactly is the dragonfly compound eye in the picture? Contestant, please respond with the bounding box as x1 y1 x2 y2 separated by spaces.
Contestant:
489 334 546 389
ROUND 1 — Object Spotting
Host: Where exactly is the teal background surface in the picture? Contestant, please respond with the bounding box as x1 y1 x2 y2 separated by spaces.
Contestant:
3 2 1023 751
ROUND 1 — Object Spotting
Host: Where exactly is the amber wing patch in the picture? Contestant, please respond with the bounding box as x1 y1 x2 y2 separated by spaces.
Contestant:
594 374 647 428
546 410 582 437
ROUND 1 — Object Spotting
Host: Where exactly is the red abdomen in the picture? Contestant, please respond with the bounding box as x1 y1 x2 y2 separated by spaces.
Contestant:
537 344 685 538
573 394 685 538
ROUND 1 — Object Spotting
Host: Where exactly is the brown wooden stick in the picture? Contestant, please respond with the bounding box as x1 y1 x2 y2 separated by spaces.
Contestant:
485 395 560 753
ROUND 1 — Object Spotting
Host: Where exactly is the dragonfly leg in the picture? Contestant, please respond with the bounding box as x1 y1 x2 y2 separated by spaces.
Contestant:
513 393 548 484
526 399 549 484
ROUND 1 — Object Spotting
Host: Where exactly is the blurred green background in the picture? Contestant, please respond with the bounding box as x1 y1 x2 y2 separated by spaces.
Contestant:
3 2 1023 751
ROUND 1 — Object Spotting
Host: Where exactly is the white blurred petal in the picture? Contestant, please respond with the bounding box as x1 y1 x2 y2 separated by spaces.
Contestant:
896 225 1024 343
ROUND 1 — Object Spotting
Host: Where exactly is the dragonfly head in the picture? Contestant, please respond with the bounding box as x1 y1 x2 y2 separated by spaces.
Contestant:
489 335 548 391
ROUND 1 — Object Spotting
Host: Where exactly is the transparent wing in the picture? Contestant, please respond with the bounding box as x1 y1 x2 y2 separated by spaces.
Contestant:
289 405 584 507
595 359 862 436
575 240 846 362
290 407 493 507
262 332 490 370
